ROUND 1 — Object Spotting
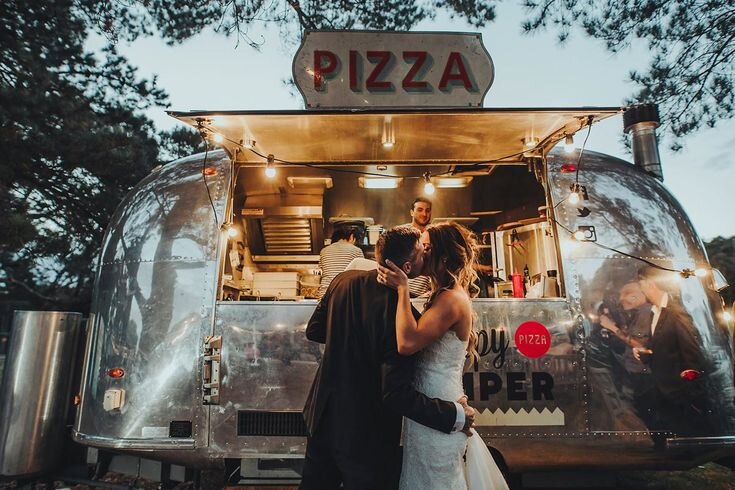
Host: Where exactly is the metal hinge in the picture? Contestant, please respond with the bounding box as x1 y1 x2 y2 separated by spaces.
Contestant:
202 335 222 405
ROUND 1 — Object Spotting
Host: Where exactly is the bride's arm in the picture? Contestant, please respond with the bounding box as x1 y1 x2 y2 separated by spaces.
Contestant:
379 261 458 356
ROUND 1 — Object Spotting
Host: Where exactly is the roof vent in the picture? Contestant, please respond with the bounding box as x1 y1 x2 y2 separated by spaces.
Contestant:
623 104 663 181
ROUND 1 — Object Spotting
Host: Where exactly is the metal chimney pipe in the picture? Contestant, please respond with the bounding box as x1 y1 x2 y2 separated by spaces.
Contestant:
623 103 663 180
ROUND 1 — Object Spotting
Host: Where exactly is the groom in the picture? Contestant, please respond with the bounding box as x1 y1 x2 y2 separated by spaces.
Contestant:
300 226 474 490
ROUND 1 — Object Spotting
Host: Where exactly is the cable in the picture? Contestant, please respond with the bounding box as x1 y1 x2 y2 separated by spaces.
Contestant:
199 132 219 226
551 217 681 273
205 127 504 179
575 116 594 185
553 116 595 210
201 123 691 277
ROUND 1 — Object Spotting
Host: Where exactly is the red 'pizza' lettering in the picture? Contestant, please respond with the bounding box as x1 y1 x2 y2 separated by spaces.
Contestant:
314 50 338 91
402 51 429 90
438 52 473 91
366 51 392 90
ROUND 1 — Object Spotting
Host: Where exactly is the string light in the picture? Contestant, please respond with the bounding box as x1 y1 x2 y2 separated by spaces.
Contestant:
564 135 575 153
198 120 715 289
423 172 435 195
265 154 276 178
221 222 238 238
568 183 581 205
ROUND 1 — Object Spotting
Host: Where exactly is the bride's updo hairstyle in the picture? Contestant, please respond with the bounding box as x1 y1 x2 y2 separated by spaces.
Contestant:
424 222 480 360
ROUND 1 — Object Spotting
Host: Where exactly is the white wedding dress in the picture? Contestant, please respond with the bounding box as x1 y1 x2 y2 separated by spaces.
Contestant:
399 329 509 490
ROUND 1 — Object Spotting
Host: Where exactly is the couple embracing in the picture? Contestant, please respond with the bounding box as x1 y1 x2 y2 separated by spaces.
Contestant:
301 223 509 489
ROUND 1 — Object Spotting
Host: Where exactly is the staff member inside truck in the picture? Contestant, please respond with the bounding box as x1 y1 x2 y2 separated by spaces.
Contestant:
317 225 364 299
404 197 433 298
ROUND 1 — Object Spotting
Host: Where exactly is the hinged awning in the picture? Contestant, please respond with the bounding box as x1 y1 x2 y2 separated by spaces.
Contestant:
168 107 622 165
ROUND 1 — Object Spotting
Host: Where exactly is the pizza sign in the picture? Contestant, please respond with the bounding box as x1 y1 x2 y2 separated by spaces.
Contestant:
292 31 495 109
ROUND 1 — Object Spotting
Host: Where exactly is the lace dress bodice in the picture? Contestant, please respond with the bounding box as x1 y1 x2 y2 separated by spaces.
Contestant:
412 329 468 401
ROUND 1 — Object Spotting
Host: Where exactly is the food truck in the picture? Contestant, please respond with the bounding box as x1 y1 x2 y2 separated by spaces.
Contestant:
69 31 735 482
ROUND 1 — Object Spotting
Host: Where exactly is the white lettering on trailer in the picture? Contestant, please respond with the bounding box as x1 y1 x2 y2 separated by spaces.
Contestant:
517 334 548 345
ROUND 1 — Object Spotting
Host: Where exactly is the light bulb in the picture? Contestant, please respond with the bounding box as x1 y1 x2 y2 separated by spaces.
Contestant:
213 133 224 144
227 227 238 238
265 154 276 178
564 135 575 153
694 268 708 278
568 191 580 205
423 172 435 195
243 138 255 149
723 311 733 322
573 230 585 241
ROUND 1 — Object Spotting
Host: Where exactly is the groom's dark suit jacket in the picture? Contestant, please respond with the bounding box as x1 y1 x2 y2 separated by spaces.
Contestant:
646 301 705 400
303 269 457 470
644 299 710 435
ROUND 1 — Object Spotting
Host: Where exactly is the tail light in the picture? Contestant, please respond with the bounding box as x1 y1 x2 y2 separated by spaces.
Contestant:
680 369 701 381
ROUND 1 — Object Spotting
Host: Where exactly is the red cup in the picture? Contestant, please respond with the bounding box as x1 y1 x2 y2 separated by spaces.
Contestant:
511 273 524 298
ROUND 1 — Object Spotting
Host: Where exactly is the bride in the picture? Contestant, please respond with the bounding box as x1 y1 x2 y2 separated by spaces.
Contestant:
378 222 509 490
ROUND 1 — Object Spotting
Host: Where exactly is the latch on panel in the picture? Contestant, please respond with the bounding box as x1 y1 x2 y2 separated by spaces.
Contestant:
202 335 222 405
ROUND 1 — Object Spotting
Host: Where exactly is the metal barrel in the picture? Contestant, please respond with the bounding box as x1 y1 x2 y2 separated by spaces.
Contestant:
0 311 83 476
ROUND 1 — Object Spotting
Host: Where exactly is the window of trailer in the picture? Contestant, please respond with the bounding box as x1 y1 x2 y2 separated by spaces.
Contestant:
219 162 562 302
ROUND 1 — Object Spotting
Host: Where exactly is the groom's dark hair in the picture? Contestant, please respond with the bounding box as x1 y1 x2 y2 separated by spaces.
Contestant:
375 226 421 267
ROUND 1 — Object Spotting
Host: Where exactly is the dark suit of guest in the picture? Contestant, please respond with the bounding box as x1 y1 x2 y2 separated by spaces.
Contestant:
645 298 709 435
300 269 457 490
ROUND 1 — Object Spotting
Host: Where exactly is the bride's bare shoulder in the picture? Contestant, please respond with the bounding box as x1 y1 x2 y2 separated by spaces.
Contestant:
433 287 471 311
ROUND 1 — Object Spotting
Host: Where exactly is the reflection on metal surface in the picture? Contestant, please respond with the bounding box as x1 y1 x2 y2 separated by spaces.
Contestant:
72 430 195 449
74 151 231 462
549 149 735 437
0 311 83 476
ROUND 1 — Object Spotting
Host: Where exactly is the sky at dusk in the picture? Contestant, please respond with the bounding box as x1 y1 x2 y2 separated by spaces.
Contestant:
93 4 735 240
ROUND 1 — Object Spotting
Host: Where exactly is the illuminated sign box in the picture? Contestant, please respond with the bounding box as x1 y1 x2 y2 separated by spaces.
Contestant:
293 30 495 109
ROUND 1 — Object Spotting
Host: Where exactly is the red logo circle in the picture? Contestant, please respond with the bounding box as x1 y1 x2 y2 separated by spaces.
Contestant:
514 321 551 358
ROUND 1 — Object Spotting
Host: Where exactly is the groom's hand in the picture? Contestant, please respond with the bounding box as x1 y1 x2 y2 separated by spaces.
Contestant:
457 396 475 436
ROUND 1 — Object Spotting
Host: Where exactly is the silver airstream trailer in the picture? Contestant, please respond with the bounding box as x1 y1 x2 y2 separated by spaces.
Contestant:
72 31 735 482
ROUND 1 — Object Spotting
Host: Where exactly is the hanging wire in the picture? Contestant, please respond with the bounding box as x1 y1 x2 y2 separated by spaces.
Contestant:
205 127 516 179
553 116 594 210
552 217 683 274
199 123 692 277
198 130 220 226
575 115 594 185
